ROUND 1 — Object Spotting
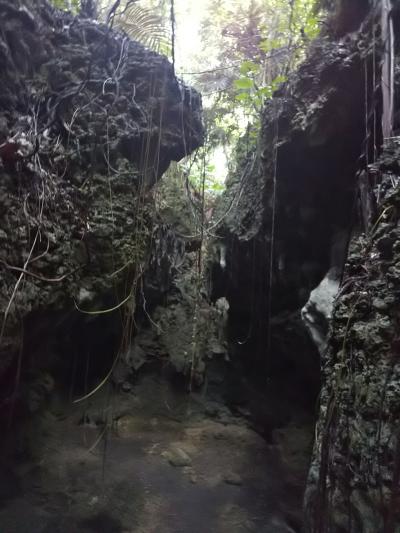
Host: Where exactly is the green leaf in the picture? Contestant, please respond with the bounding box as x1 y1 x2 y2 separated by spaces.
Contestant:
234 77 254 90
257 86 273 98
51 0 80 13
235 93 251 101
259 38 281 53
239 60 260 75
273 75 287 85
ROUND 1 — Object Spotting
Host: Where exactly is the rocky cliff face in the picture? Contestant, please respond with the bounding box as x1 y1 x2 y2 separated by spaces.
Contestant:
0 0 203 412
305 140 400 533
213 1 400 529
214 1 375 416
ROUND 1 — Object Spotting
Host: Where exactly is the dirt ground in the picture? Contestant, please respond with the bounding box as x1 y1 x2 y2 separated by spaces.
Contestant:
0 375 312 533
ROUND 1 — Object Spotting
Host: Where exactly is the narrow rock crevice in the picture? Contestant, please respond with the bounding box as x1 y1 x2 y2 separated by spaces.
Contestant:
0 1 400 532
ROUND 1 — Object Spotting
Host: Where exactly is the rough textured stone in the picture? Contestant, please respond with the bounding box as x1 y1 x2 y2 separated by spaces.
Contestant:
123 251 228 386
211 13 376 422
212 2 400 530
0 0 203 388
164 446 192 467
305 146 400 533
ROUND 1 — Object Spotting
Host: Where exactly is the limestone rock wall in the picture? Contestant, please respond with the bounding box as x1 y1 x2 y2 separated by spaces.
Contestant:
213 2 400 529
0 0 203 393
305 142 400 533
212 4 377 412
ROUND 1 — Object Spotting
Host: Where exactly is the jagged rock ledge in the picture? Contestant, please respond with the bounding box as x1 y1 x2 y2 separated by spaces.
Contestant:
0 0 203 398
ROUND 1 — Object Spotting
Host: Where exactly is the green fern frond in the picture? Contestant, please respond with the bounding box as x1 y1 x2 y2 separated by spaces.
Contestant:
115 3 171 55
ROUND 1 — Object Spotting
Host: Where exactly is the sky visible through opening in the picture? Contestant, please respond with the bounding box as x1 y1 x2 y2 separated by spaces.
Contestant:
173 0 238 184
174 0 204 75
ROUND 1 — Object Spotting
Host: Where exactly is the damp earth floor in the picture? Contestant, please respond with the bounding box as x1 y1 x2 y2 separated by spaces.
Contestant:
0 375 309 533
